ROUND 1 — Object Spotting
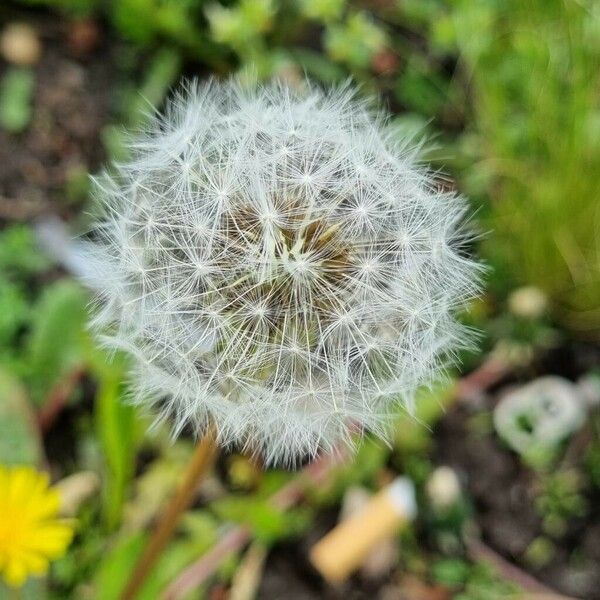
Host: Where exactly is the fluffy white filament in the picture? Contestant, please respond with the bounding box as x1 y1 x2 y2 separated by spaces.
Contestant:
82 78 480 465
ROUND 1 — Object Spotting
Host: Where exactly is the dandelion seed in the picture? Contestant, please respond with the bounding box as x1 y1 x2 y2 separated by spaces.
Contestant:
82 78 480 465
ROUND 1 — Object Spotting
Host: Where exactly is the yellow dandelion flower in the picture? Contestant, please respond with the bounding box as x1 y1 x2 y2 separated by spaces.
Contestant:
0 465 74 588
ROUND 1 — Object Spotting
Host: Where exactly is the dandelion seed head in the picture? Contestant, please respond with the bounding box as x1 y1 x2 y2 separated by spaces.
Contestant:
83 78 480 465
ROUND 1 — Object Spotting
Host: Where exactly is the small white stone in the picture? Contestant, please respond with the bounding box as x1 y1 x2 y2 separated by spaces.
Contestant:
388 476 418 519
508 285 548 318
494 376 586 455
1 23 41 66
426 466 461 509
55 471 101 517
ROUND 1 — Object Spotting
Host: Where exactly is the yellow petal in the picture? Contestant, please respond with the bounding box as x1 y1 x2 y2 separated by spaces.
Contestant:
25 488 61 522
23 522 74 557
7 467 42 504
15 549 49 578
0 465 74 587
2 556 29 588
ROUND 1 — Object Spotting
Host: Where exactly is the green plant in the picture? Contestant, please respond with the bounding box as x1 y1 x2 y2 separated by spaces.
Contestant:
445 0 600 334
431 559 521 599
535 469 587 537
0 68 34 133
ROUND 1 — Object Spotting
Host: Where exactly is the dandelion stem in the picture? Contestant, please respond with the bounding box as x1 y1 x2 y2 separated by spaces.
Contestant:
121 427 218 600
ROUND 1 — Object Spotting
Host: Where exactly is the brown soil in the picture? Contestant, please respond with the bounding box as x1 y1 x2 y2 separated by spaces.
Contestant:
435 343 600 599
0 9 113 221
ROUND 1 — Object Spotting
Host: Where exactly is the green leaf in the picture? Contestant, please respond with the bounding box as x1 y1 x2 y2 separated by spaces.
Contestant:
93 520 218 599
126 48 182 126
393 380 456 455
299 0 346 23
92 533 145 600
93 352 140 530
324 11 386 70
290 48 346 83
395 62 450 116
120 439 193 531
25 280 88 406
0 225 50 277
0 277 29 347
0 67 34 133
211 496 312 545
0 368 42 466
431 558 470 587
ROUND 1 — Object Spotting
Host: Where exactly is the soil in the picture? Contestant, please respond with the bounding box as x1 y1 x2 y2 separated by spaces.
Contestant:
257 510 382 600
0 8 113 221
435 343 600 600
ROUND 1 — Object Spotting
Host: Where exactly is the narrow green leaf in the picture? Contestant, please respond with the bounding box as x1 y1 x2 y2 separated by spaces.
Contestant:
93 355 138 530
127 47 182 125
93 518 217 599
0 68 34 133
0 368 42 466
26 280 88 406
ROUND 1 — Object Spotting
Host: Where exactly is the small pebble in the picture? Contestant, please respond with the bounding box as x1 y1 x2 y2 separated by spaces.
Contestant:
508 285 548 318
372 49 399 75
426 466 461 509
1 23 41 66
56 471 101 517
68 19 101 56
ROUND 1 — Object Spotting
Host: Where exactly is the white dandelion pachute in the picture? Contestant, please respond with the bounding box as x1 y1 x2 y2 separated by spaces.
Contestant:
81 78 480 465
